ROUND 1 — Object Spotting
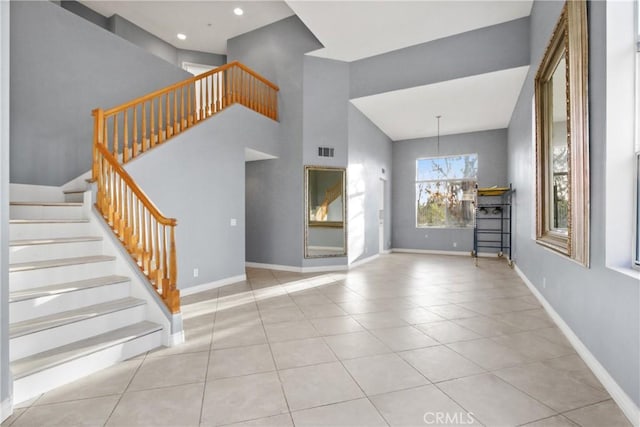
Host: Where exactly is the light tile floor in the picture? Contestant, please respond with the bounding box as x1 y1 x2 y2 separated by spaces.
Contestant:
3 254 632 427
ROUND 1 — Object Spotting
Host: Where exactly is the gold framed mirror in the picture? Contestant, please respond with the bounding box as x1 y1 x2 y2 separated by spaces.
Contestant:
304 166 347 258
534 0 589 266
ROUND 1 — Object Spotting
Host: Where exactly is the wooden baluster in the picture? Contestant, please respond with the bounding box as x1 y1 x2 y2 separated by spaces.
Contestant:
112 116 119 159
199 78 205 121
132 106 139 158
123 111 129 163
206 75 211 117
154 220 162 288
158 95 164 144
165 91 171 138
179 87 184 132
150 99 156 148
142 209 150 274
187 84 192 127
218 72 223 111
141 103 147 152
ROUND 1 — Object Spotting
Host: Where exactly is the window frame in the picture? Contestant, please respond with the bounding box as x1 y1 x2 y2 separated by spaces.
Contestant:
634 0 640 269
534 1 590 267
415 153 478 229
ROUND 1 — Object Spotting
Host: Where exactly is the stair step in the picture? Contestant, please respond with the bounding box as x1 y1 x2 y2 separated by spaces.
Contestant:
10 236 102 246
12 321 161 379
9 255 115 273
12 321 162 404
63 189 86 194
9 219 89 224
10 275 130 303
10 202 83 207
9 275 131 323
63 190 87 202
10 297 145 339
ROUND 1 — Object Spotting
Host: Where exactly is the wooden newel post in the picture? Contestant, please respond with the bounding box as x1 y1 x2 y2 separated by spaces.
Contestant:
168 224 180 313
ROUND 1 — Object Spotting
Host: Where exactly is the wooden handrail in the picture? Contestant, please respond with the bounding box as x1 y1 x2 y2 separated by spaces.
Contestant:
95 144 176 226
91 60 279 314
104 61 278 116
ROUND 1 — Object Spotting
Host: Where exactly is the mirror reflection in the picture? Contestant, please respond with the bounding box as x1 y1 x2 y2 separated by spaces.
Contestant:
550 54 569 232
305 166 346 258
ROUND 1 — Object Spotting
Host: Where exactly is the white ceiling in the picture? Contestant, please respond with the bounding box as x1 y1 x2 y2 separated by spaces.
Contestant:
351 66 530 141
286 1 533 62
81 1 295 54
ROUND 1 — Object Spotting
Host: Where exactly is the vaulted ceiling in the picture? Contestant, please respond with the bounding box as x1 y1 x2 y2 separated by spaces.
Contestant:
80 0 533 141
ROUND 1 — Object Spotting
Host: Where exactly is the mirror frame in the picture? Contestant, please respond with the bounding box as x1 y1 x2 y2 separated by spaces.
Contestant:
534 0 590 267
304 165 347 259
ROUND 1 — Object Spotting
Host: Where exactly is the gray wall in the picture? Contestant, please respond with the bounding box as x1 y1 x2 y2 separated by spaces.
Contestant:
303 56 349 167
348 105 393 263
60 2 226 68
228 16 323 268
10 1 192 186
126 105 279 290
1 0 11 419
508 0 639 407
350 17 530 99
392 128 508 252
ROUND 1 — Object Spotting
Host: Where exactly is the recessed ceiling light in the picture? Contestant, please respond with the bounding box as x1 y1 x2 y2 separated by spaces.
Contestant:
233 7 244 16
177 33 187 40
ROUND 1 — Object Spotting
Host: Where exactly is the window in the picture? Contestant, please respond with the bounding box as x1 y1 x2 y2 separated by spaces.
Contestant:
416 154 477 228
535 1 590 266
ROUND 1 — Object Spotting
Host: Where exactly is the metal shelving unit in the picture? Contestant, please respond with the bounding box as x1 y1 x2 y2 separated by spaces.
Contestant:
472 184 514 266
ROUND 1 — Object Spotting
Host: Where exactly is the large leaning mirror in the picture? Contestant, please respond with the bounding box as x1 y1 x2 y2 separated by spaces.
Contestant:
534 0 589 266
305 166 347 258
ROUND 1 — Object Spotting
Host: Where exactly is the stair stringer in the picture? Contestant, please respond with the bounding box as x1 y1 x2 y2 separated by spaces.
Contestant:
83 190 184 347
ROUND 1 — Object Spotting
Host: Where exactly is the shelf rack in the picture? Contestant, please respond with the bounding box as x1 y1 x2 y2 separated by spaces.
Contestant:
472 184 514 266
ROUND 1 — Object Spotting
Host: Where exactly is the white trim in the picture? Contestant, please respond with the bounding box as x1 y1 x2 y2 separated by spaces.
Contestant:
1 398 12 424
245 262 348 273
169 330 185 347
246 262 303 273
392 248 499 258
349 253 380 269
514 264 640 426
308 246 344 251
179 274 247 296
380 249 392 255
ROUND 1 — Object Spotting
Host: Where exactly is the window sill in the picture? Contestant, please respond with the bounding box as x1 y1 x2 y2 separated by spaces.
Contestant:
416 226 474 230
606 265 640 281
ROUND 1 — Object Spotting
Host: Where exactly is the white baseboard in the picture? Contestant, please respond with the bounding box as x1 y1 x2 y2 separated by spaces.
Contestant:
245 262 348 273
1 397 12 424
514 264 640 426
180 274 247 296
349 254 379 268
392 248 499 258
380 249 392 255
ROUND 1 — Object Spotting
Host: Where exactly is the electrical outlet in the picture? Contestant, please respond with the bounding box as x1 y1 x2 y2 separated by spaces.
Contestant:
453 242 457 248
230 218 237 227
193 268 199 278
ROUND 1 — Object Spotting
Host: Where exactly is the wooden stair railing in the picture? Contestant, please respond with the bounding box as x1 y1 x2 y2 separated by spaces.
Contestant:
94 143 180 313
91 61 279 314
92 61 279 167
316 181 343 221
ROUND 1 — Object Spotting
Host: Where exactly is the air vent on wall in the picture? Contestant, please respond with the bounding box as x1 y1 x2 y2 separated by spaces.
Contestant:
318 147 335 157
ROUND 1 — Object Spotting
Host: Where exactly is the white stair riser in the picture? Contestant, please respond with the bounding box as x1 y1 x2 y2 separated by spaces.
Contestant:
10 304 147 361
10 205 85 220
10 222 92 240
64 193 85 203
12 330 162 404
10 240 103 264
10 260 116 291
10 281 131 323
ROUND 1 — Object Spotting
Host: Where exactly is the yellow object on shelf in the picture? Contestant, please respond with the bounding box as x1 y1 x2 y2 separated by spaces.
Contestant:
477 187 511 196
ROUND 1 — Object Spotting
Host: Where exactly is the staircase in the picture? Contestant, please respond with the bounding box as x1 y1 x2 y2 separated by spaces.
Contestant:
6 60 279 405
8 193 163 404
